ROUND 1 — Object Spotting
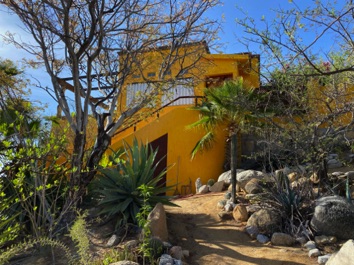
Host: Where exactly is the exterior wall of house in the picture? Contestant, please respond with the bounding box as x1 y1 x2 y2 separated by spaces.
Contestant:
111 51 260 195
110 107 228 195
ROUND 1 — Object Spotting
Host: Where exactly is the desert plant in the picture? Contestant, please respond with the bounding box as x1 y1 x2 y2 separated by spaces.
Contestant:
69 212 91 265
91 138 176 228
207 179 215 187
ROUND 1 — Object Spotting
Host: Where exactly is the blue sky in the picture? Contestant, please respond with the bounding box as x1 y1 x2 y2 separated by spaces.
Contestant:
0 0 342 115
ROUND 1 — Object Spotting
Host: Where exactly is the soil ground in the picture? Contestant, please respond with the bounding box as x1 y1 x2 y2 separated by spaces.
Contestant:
165 193 318 265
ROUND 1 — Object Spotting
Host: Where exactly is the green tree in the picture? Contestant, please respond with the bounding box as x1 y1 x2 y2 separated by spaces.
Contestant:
189 79 261 203
236 0 354 181
0 0 221 218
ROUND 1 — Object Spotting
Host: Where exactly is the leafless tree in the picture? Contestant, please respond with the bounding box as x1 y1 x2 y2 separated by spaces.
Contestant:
0 0 220 214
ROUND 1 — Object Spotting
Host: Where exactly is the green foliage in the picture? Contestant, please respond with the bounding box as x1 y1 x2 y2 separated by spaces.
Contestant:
91 138 176 228
69 212 91 265
147 237 164 260
0 237 75 265
96 248 137 265
0 98 70 244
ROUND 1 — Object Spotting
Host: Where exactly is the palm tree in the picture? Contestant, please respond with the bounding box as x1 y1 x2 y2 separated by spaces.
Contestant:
189 78 261 203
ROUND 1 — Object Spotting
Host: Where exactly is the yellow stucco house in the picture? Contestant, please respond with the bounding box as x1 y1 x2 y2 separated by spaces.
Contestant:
110 43 260 195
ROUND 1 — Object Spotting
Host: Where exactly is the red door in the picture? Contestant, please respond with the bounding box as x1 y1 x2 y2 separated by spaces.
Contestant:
149 134 168 193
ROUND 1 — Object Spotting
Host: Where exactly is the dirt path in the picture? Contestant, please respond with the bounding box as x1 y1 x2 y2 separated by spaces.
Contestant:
165 193 317 265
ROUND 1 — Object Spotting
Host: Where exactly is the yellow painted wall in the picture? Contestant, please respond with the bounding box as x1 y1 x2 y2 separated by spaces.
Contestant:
111 106 228 195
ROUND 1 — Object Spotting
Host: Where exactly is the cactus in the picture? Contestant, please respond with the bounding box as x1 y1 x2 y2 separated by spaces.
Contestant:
207 178 215 187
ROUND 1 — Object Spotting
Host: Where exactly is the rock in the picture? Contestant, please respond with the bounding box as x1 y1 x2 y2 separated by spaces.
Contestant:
317 254 332 265
315 235 337 245
257 234 270 244
209 180 224 192
148 203 168 241
217 200 227 209
291 177 309 189
246 209 281 235
198 185 209 194
287 172 298 183
310 172 320 184
169 246 183 260
159 254 174 265
224 202 235 212
106 234 120 247
295 236 307 246
124 239 139 249
326 239 354 265
195 178 202 193
109 261 139 265
304 241 317 250
327 159 343 169
245 226 259 239
224 191 232 199
244 178 262 194
246 204 261 215
308 248 321 258
232 204 248 222
331 172 345 177
345 171 354 179
163 241 173 249
218 211 233 221
218 169 244 185
182 250 189 258
237 170 265 190
271 232 295 246
310 195 354 240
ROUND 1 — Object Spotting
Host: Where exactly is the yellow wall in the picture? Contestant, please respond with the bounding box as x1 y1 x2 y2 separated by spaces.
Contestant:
111 106 228 195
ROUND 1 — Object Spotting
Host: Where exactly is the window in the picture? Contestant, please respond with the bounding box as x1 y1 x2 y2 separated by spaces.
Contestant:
147 72 156 77
205 74 233 88
161 79 194 106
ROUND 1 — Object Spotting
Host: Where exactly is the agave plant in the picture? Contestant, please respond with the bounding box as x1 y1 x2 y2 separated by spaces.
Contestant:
92 138 175 227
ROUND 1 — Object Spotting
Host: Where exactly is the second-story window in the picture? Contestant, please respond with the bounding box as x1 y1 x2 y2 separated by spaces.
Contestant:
147 72 156 77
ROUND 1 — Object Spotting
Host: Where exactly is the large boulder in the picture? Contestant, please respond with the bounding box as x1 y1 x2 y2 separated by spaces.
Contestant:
237 170 265 190
232 204 248 222
310 196 354 240
244 178 262 194
148 203 168 241
217 169 245 185
326 239 354 265
246 209 281 235
271 232 295 246
209 180 224 192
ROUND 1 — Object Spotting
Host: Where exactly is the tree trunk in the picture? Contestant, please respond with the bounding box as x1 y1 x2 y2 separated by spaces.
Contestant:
230 132 238 204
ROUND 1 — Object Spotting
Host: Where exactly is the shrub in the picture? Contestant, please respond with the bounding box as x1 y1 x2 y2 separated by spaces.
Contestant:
91 138 176 228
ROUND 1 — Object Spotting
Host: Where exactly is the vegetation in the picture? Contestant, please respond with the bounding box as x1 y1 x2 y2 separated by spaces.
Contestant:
0 0 221 217
189 78 263 203
91 138 175 228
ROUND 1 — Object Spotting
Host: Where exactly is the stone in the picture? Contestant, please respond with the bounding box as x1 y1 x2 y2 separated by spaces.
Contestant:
317 254 332 265
310 195 354 240
244 178 262 194
218 169 245 185
245 226 259 239
291 177 309 189
195 178 202 194
310 172 320 184
287 172 298 183
169 246 183 260
124 239 139 249
308 248 321 258
257 234 270 244
237 170 265 190
224 202 235 212
345 171 354 179
159 254 174 265
246 209 281 235
209 180 224 192
218 211 233 221
295 236 307 246
182 250 189 258
217 200 227 209
148 203 168 241
198 185 209 194
271 232 295 246
232 204 248 222
315 235 337 245
224 191 232 199
106 234 120 247
331 172 345 177
304 241 317 250
326 239 354 265
109 261 139 265
246 204 261 215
